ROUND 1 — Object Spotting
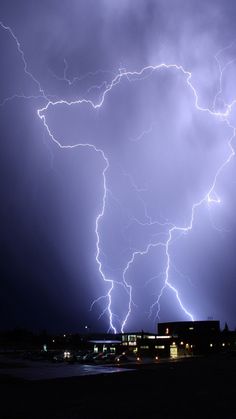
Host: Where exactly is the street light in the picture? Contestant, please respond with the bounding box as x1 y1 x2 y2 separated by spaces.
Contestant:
84 325 90 333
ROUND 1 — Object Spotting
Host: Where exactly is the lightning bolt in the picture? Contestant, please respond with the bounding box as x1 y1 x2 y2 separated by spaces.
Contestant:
50 58 115 89
213 41 236 113
129 122 155 143
1 20 236 333
0 21 46 100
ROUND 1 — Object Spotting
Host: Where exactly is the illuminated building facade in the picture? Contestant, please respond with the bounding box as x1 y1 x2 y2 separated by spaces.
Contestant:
121 332 171 357
157 320 221 356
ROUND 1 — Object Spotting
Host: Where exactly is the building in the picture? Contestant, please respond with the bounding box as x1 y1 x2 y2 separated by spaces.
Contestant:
121 331 171 358
158 320 221 356
89 338 122 354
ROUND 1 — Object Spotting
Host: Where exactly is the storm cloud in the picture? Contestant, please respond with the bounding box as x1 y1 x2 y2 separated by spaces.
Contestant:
1 1 236 333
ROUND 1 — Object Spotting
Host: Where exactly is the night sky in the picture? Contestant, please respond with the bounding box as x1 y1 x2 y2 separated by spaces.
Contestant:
1 1 236 334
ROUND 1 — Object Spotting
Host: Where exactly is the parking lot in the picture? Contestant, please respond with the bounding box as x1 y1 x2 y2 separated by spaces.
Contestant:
1 354 236 418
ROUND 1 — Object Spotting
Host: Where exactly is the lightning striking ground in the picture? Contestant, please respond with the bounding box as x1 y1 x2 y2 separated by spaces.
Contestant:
1 19 236 333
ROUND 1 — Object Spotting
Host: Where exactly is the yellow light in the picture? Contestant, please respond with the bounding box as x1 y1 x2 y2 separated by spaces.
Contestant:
180 341 184 345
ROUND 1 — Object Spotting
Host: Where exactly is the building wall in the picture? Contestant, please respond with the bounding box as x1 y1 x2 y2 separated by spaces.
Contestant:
157 321 221 355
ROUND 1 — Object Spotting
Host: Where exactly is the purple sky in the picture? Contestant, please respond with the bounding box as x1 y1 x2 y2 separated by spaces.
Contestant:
1 0 236 333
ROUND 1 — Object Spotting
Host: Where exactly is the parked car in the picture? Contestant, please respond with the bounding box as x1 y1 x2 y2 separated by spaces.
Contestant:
82 352 97 363
75 353 86 363
115 354 128 363
52 353 64 363
92 352 106 362
100 353 117 363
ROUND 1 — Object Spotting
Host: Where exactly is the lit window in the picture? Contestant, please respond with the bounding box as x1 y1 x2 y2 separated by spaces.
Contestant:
165 328 169 334
156 335 171 339
170 345 178 358
128 335 136 342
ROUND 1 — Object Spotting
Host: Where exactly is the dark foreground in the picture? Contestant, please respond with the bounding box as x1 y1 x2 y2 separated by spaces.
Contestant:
1 355 236 418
